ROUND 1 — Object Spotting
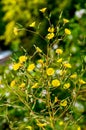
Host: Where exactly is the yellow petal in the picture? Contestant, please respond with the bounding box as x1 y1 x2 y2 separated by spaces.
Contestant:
70 74 77 79
63 83 70 89
36 47 42 53
57 58 63 63
46 68 55 76
48 27 55 33
29 22 35 27
63 63 72 68
65 28 71 35
27 63 35 72
56 49 63 54
52 79 60 87
19 55 27 63
32 83 38 88
79 79 86 84
60 100 67 107
46 33 54 40
37 123 47 127
59 121 64 126
39 8 47 13
13 27 18 35
63 18 69 24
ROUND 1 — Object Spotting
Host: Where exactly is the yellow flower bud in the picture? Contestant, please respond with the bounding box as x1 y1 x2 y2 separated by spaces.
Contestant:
46 33 54 40
65 28 71 35
19 83 25 88
19 55 27 63
57 58 63 63
29 22 35 27
10 80 16 87
56 49 63 54
36 47 42 53
32 83 38 88
39 8 47 13
27 63 35 72
54 97 59 103
37 122 47 127
79 79 86 85
70 74 77 79
63 83 70 89
59 121 64 126
63 63 72 68
60 100 67 107
38 59 44 64
48 27 55 33
63 18 69 24
13 62 21 71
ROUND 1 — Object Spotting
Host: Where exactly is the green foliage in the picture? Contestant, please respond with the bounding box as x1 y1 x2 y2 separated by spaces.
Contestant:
0 0 86 53
0 0 46 50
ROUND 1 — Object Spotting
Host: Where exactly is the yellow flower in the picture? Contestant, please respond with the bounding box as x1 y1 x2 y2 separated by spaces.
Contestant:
57 58 63 63
63 63 72 68
63 18 69 24
19 55 27 63
48 27 55 33
13 62 21 71
36 47 42 53
32 83 38 88
65 28 71 35
56 49 63 54
70 74 77 79
26 126 32 130
54 97 59 103
19 83 25 88
60 100 67 107
46 33 54 40
77 126 81 130
13 27 18 35
38 59 44 64
37 122 47 127
39 7 47 13
52 79 60 87
10 80 16 87
59 121 64 126
27 63 35 72
63 83 70 89
29 22 35 27
46 68 55 76
79 79 86 85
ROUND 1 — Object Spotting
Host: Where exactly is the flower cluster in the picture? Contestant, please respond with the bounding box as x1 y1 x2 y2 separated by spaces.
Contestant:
2 7 85 130
13 55 27 71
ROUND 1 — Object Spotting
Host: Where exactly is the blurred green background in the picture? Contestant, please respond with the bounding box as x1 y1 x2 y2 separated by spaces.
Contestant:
0 0 86 52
